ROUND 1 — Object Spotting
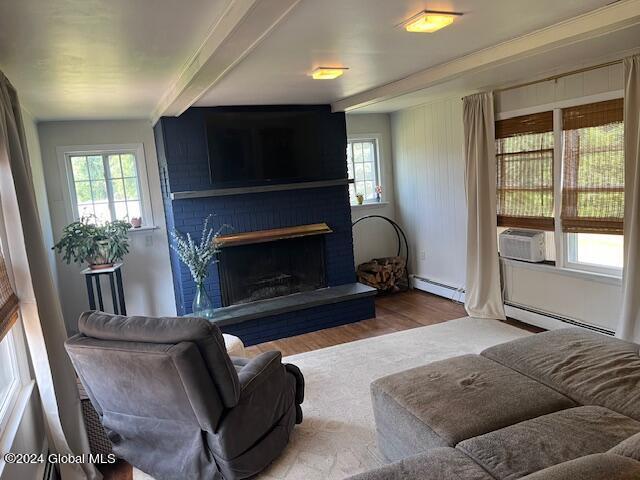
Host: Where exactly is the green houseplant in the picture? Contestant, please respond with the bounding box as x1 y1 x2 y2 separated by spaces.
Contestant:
53 217 132 269
170 215 228 318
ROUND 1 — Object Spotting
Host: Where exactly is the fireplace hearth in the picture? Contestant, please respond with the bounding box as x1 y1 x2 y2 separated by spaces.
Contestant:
217 224 331 306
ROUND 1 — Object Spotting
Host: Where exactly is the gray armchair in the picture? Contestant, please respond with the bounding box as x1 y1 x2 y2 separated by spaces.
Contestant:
65 311 304 480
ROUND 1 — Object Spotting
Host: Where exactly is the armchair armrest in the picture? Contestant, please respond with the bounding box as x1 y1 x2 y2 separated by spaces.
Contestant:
237 351 283 395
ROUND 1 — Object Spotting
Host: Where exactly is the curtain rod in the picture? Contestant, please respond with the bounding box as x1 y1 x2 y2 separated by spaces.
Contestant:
460 59 624 99
494 59 623 94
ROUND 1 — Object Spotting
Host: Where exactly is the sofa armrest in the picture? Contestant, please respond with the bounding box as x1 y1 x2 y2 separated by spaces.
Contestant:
345 448 492 480
237 351 283 395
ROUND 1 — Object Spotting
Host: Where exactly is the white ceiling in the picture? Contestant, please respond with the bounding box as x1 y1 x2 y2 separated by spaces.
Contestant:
0 0 232 120
353 23 640 113
0 0 635 120
194 0 613 107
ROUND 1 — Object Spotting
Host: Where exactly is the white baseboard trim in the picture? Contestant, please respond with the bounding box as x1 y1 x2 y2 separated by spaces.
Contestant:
410 275 465 303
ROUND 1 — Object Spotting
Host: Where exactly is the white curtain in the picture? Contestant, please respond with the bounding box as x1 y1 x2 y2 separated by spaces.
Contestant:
0 72 100 479
618 55 640 342
462 92 506 320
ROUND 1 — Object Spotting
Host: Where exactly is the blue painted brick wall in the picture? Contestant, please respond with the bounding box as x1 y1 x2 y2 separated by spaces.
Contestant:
154 106 374 337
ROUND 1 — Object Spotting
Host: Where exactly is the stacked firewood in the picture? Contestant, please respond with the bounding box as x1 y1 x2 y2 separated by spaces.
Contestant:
357 256 408 293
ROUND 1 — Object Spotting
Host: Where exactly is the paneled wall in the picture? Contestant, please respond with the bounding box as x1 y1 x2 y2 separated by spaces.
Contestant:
496 63 623 113
390 98 467 290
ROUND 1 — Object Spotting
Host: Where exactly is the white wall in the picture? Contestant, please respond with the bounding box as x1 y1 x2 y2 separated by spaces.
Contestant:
22 109 57 281
389 63 623 331
390 98 467 289
346 114 399 266
38 120 176 334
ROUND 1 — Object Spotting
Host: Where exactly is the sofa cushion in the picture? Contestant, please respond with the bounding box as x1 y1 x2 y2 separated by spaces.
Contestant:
519 454 640 480
78 311 241 407
481 328 640 420
610 432 640 461
457 406 640 480
345 448 493 480
371 354 575 460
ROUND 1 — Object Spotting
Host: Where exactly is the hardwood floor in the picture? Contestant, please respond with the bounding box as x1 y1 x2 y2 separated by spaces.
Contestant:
100 290 539 480
245 289 466 357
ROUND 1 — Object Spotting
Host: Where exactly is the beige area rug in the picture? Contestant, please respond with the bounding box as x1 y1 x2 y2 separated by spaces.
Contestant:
134 317 529 480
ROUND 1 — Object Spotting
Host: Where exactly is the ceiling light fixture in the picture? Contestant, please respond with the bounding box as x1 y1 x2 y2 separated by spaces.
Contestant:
311 67 348 80
403 10 461 33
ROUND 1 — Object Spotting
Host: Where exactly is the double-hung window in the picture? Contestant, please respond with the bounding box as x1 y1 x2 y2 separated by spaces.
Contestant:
60 144 154 227
495 112 555 231
561 99 624 273
347 138 381 205
496 98 624 275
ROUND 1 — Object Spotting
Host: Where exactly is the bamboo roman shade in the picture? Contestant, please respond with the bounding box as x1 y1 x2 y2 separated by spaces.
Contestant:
495 111 555 230
561 99 624 234
0 253 19 341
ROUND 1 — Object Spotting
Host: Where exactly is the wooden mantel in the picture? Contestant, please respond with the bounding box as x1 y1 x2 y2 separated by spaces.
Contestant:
215 223 333 248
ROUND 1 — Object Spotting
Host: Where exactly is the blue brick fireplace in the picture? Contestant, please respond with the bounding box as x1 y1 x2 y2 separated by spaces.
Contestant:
153 106 376 345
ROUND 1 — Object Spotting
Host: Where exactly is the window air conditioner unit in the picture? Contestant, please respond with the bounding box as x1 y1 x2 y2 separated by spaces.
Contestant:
499 229 545 263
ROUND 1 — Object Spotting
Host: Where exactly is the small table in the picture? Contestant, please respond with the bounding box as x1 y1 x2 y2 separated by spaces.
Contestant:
81 263 127 315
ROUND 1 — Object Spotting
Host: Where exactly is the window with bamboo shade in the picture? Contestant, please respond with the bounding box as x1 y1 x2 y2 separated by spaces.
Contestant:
0 253 19 342
561 99 624 234
495 111 555 230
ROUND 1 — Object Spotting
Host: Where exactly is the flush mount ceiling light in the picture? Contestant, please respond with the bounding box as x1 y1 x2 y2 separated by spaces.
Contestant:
311 67 348 80
403 10 461 33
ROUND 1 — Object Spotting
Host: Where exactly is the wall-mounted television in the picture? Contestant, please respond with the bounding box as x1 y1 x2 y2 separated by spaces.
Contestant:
205 105 346 188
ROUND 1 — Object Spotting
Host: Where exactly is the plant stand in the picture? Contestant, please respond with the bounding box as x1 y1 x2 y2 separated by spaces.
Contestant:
81 263 127 314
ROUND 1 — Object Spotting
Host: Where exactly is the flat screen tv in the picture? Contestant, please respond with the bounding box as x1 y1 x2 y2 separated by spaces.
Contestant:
205 106 346 188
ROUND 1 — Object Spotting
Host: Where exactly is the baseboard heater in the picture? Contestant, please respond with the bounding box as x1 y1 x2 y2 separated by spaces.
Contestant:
412 274 614 336
504 301 614 336
411 275 465 303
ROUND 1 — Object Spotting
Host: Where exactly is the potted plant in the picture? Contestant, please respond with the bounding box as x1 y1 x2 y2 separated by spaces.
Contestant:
356 193 365 205
53 217 132 269
170 215 228 318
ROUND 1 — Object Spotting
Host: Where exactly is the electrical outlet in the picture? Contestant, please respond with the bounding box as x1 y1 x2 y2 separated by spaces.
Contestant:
419 250 426 261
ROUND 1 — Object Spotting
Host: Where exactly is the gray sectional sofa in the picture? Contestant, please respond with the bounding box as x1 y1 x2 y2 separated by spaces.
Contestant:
349 328 640 479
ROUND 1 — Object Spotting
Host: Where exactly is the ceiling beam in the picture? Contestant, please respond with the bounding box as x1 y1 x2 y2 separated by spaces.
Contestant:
332 0 640 112
151 0 301 123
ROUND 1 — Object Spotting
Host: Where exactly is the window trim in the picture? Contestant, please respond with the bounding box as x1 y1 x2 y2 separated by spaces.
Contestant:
347 134 383 206
563 232 623 277
0 331 20 435
56 143 154 227
0 196 35 467
497 90 625 277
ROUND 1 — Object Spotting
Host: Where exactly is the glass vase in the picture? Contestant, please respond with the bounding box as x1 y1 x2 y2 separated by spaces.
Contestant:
192 282 214 319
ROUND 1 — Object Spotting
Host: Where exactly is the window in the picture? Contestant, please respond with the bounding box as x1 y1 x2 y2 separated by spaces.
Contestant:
60 144 153 227
347 138 380 205
0 333 19 433
561 99 624 273
496 97 624 276
495 112 555 230
68 152 142 223
0 249 20 437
